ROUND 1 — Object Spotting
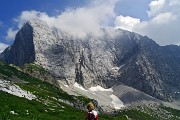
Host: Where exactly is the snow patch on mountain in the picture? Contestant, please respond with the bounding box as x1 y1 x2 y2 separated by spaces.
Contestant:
73 82 87 91
0 79 36 100
110 94 124 109
89 86 113 92
60 81 124 111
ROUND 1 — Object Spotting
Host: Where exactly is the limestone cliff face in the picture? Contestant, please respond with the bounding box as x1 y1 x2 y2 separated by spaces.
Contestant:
1 19 180 101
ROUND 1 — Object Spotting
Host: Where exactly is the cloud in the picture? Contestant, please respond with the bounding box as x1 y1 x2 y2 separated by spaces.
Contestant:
148 0 166 17
12 0 118 38
114 15 140 31
115 0 180 45
137 0 180 45
151 12 176 24
0 43 9 53
5 28 18 41
7 0 180 45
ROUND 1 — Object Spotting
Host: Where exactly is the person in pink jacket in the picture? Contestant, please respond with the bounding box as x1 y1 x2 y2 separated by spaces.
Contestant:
86 102 98 120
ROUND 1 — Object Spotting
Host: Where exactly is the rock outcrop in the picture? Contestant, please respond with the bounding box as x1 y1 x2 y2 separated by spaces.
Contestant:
0 22 35 66
1 19 180 101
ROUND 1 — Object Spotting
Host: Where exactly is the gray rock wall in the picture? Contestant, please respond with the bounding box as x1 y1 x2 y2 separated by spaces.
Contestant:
1 19 180 101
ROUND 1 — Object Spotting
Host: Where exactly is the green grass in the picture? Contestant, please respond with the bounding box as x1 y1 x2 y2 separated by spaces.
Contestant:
0 91 85 120
119 109 158 120
0 61 124 120
0 90 130 120
160 106 180 120
1 61 180 120
21 63 48 73
0 61 86 120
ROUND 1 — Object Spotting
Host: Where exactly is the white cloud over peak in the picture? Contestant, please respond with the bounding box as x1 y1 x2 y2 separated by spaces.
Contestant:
148 0 180 17
134 13 179 45
138 0 180 45
5 0 180 45
5 28 18 41
115 0 180 45
12 0 118 38
148 0 166 17
152 12 177 25
14 10 47 29
114 15 140 31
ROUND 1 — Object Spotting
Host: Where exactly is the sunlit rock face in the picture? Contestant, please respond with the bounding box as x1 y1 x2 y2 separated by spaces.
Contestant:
1 19 180 101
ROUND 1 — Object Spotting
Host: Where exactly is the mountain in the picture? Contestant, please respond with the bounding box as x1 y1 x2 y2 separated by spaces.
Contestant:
1 19 180 102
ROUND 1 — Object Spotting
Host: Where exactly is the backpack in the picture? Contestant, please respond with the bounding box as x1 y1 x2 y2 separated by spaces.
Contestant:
87 110 98 120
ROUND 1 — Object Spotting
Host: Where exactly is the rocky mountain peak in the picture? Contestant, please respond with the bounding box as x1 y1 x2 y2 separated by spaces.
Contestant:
1 19 180 101
26 18 49 29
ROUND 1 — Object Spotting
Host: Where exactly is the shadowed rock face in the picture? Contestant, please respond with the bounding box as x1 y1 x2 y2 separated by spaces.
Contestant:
1 19 180 101
0 23 35 66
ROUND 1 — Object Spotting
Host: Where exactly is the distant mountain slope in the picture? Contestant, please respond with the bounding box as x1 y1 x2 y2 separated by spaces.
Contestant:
1 19 180 101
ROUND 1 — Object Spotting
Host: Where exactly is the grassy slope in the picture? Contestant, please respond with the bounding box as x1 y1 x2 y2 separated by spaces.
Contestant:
0 62 86 120
0 91 85 120
0 61 180 120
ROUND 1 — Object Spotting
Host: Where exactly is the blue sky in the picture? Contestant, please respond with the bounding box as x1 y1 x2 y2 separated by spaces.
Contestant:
0 0 89 44
0 0 180 52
